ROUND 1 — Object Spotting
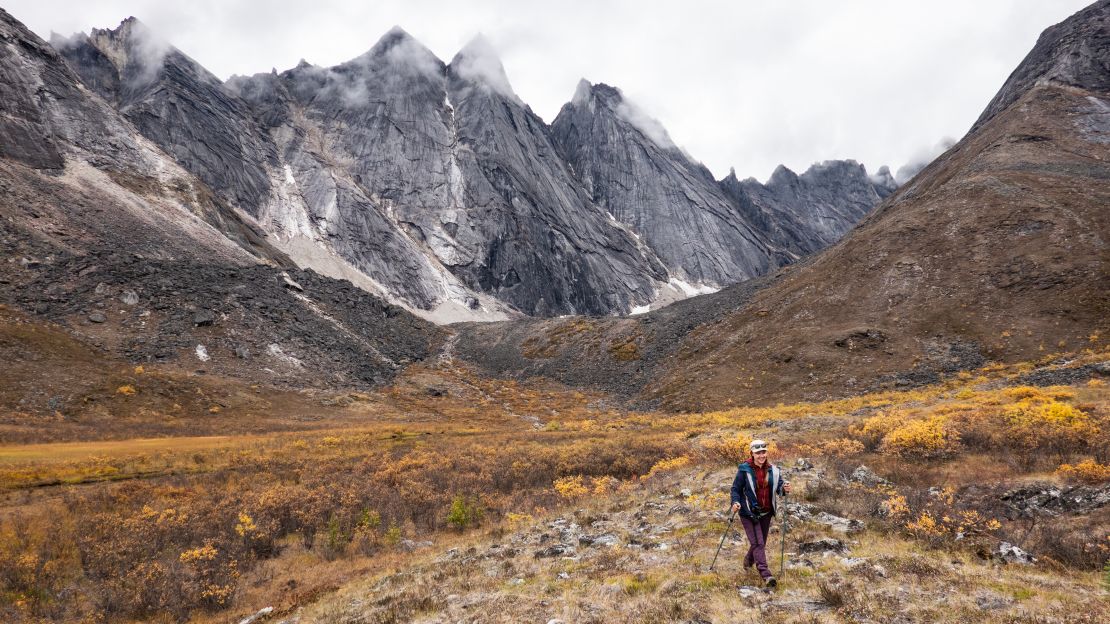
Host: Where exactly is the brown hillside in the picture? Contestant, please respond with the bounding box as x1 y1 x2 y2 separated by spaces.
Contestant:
650 79 1109 410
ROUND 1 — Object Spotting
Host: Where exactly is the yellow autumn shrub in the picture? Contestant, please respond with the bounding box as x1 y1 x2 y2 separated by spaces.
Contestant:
1005 399 1098 454
880 416 960 458
1056 459 1110 484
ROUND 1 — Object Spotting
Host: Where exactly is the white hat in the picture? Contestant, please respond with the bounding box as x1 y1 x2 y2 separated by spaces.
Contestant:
750 439 768 452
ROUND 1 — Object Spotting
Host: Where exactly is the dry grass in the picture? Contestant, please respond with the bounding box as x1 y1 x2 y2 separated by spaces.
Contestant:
295 462 1107 624
0 351 1106 621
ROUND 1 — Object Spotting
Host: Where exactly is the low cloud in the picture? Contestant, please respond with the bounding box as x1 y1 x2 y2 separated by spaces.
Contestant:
895 137 956 184
451 35 520 104
615 97 676 151
117 18 172 89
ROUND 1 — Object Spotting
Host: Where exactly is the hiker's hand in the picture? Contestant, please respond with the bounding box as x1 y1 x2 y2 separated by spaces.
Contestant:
783 481 793 494
730 502 740 515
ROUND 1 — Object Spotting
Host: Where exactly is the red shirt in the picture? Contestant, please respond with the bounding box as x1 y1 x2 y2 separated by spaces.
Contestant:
753 461 772 510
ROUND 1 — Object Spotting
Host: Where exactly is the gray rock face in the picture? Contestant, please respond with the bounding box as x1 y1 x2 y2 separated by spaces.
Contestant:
0 9 145 170
719 160 886 257
229 31 666 316
969 0 1110 134
552 81 781 287
52 18 279 216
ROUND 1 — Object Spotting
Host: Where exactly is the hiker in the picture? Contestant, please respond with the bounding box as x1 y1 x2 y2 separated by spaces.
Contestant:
730 439 791 588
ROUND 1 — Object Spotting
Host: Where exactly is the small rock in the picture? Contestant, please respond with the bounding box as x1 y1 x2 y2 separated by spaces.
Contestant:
194 309 216 326
534 544 572 558
94 282 109 295
738 586 760 598
995 542 1035 564
813 512 864 533
120 290 139 306
195 345 210 362
238 606 273 624
234 345 251 359
680 488 692 498
849 465 890 487
785 501 814 520
798 538 846 554
579 533 619 547
840 556 868 567
88 312 106 323
282 272 305 291
510 578 525 585
547 619 564 624
398 539 432 552
795 458 813 471
557 572 570 580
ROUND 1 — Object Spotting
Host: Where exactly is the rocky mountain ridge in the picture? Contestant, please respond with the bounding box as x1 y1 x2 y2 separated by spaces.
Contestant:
52 19 897 320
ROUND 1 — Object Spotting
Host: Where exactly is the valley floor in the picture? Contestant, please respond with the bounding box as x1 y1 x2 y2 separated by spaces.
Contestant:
0 343 1108 623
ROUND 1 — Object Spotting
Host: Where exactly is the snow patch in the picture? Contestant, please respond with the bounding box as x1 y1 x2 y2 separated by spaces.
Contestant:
626 276 720 315
668 277 719 297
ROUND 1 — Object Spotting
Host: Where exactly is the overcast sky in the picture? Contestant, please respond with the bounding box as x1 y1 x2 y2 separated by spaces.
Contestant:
6 0 1094 181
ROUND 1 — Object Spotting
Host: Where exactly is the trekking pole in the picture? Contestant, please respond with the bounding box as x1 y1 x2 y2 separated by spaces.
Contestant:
709 509 737 572
779 491 788 579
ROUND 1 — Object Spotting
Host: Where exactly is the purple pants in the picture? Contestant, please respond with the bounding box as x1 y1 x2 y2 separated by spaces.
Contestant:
740 515 773 579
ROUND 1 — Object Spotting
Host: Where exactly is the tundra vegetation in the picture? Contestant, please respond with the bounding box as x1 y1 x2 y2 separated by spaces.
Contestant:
0 347 1107 622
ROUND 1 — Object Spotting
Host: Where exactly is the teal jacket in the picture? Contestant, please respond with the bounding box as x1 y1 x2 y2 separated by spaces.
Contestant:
730 461 785 519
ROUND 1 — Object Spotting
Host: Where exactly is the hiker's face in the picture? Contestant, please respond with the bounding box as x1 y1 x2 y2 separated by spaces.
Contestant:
753 450 768 465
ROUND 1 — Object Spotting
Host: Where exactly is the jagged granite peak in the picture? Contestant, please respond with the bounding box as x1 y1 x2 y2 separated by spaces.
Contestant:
441 59 666 315
719 159 887 256
229 43 480 316
552 79 781 288
1 9 438 390
0 8 282 263
53 17 280 217
226 27 667 317
449 34 521 104
969 0 1109 134
346 25 446 81
869 165 898 199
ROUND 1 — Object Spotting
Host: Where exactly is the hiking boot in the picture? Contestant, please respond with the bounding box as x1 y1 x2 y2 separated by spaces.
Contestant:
765 577 778 589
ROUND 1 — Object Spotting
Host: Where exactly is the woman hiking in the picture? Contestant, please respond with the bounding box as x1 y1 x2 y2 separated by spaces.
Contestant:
730 439 791 588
